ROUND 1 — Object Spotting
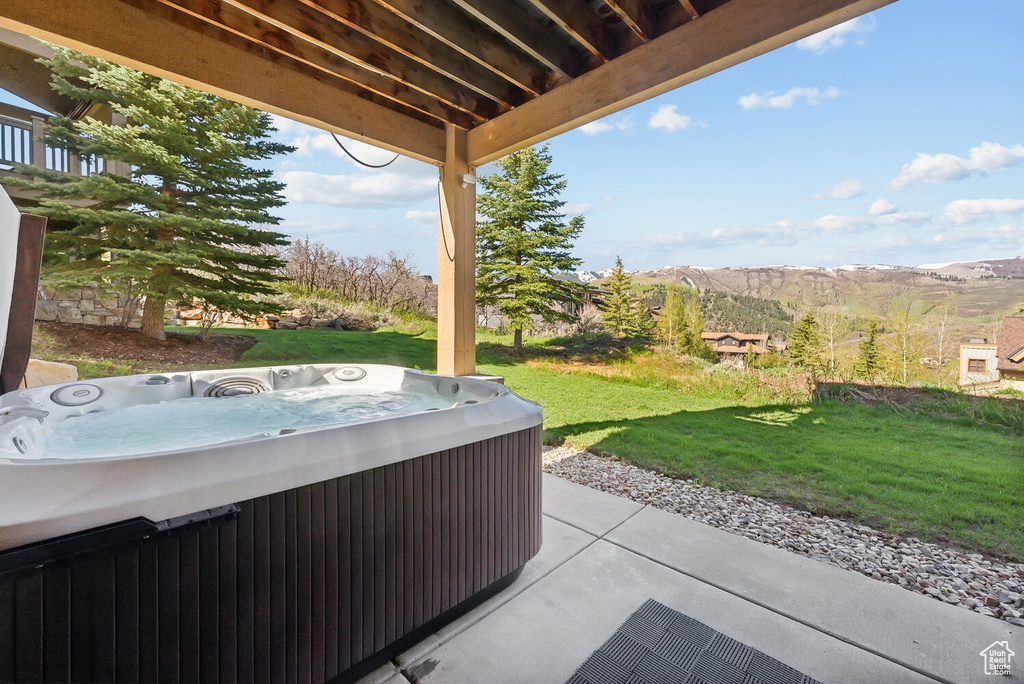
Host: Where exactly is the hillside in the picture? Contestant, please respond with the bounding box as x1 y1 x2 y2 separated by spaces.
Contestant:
570 258 1024 329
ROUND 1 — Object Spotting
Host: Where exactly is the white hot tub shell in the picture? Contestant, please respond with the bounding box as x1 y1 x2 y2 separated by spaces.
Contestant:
0 364 544 683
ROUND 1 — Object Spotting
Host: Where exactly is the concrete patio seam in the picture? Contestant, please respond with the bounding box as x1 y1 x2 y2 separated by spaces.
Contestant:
602 536 949 684
542 502 649 540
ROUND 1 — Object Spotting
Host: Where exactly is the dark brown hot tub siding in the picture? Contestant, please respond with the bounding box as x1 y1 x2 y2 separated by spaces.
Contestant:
0 425 542 684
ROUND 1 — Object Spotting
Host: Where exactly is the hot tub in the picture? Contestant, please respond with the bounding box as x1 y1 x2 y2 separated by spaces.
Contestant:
0 364 543 683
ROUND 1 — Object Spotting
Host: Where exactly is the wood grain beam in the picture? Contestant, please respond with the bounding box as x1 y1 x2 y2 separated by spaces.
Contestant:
447 0 585 79
521 0 616 61
603 0 657 41
155 0 478 128
468 0 895 165
222 0 502 119
372 0 565 94
296 0 528 107
678 0 701 19
0 0 446 163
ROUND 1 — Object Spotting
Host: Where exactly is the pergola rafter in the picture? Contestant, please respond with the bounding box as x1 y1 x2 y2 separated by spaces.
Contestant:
0 0 895 375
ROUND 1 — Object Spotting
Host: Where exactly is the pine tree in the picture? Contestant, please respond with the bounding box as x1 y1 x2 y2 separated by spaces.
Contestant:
12 48 292 339
856 321 883 380
787 312 822 369
604 256 636 336
476 145 584 351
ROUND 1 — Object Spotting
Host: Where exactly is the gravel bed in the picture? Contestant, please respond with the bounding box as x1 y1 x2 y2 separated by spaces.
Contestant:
543 446 1024 625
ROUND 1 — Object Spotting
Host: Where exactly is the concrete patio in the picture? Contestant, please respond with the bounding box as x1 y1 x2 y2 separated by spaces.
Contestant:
364 474 1020 684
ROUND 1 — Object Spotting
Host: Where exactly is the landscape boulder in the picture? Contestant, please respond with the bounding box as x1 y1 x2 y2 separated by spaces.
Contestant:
277 320 299 330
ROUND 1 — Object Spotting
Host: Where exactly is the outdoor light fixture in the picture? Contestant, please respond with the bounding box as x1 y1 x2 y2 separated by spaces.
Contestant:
461 173 476 188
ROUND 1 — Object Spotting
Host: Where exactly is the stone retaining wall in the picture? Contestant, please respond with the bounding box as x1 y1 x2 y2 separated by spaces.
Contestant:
34 287 141 327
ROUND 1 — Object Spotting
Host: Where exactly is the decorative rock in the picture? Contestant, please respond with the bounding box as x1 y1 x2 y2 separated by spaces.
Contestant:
543 446 1024 625
264 314 280 322
311 318 331 328
277 321 299 330
296 315 312 326
21 359 78 388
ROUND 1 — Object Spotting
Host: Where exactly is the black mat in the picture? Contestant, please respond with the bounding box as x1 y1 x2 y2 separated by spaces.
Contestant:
566 599 825 684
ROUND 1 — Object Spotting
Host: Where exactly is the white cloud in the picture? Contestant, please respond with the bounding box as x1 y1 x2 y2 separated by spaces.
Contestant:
850 223 1024 256
282 169 437 208
579 117 633 136
796 15 876 54
647 105 697 132
629 210 928 252
560 202 594 216
868 199 898 216
939 198 1024 225
268 113 302 135
405 210 439 225
739 86 839 110
889 142 1024 189
814 179 865 200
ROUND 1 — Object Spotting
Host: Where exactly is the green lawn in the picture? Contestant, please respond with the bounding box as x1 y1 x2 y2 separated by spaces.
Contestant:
45 324 1024 560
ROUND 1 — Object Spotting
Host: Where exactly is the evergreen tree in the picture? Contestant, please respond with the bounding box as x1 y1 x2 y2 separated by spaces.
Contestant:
476 145 584 350
856 321 883 380
787 312 823 369
604 256 637 336
13 48 292 340
623 294 653 339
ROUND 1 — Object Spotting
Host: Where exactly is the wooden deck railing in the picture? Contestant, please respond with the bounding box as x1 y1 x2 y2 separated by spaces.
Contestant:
0 102 107 176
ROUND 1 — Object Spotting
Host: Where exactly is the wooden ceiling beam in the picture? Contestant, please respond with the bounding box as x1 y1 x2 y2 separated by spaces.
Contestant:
521 0 616 61
468 0 895 165
372 0 565 94
678 0 701 20
295 0 529 107
604 0 657 41
0 0 446 163
155 0 477 128
447 0 585 80
221 0 503 120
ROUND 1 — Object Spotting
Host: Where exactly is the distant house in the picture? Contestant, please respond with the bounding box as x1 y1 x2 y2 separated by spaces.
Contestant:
958 338 999 386
997 316 1024 390
701 332 773 364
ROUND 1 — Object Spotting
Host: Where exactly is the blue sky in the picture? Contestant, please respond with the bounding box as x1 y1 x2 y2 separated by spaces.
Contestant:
5 0 1023 276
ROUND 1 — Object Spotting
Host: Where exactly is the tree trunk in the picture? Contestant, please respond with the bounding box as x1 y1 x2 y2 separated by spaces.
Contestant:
140 294 167 340
513 328 523 351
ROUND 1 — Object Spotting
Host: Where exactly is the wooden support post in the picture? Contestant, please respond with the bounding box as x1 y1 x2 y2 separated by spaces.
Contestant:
29 115 45 169
436 124 475 376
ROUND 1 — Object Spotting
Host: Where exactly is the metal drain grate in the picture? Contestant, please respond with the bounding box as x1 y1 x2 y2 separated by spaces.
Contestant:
566 599 825 684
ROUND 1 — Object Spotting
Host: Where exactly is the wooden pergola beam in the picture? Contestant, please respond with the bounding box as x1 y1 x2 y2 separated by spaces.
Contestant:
604 0 657 41
294 0 528 109
372 0 560 95
154 0 478 128
522 0 616 61
220 0 502 120
467 0 894 165
0 0 446 163
447 0 584 81
678 0 701 20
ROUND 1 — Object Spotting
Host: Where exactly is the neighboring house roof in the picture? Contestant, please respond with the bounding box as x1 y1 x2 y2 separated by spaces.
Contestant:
997 316 1024 371
701 332 770 344
700 332 772 355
